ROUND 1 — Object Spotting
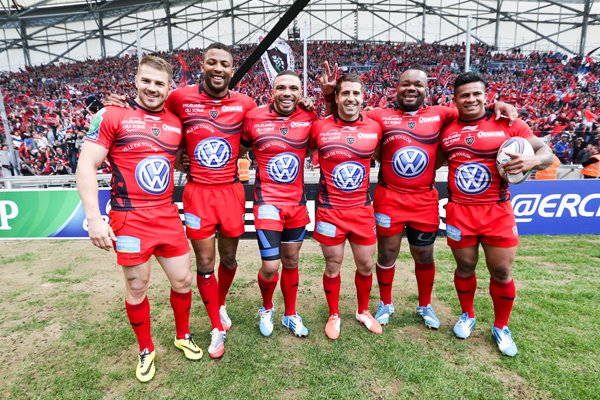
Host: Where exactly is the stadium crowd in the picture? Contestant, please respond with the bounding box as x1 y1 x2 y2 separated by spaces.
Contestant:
1 41 599 175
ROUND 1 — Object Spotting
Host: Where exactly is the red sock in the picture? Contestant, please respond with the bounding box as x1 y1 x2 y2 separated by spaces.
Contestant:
258 271 279 310
197 272 224 331
415 262 435 307
355 271 373 314
125 296 153 352
490 278 516 328
170 289 192 339
281 266 299 316
323 273 341 316
218 262 237 306
454 272 477 318
376 263 395 305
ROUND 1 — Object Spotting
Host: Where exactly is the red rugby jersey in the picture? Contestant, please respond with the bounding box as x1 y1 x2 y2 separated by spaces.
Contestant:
440 112 534 204
242 104 318 206
166 85 256 185
85 101 183 210
310 115 381 209
366 106 456 193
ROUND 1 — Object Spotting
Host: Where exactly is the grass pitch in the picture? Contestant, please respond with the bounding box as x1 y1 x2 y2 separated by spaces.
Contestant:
0 236 598 400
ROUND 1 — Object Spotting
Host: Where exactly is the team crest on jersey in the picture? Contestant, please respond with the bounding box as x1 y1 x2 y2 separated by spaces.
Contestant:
407 121 416 129
151 127 161 137
210 109 219 118
195 138 232 169
267 153 300 183
135 156 171 195
332 161 366 192
455 162 491 195
280 126 288 136
346 135 356 145
465 136 474 145
392 147 429 178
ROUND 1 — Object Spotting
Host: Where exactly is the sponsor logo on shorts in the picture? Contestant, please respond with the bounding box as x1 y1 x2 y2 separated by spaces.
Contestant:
135 156 171 195
455 162 491 195
511 193 600 222
375 213 391 228
316 221 337 237
392 146 429 178
116 236 141 253
184 213 201 229
332 161 366 192
195 138 232 169
258 205 281 220
445 224 462 241
267 152 300 184
512 226 518 236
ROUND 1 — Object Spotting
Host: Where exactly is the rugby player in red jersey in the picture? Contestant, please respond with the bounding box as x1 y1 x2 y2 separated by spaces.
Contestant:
166 43 256 359
310 73 382 340
240 70 318 337
440 71 551 356
76 56 202 383
319 62 517 330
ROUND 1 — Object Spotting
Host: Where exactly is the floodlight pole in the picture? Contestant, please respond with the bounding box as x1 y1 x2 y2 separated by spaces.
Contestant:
0 85 21 176
465 15 472 72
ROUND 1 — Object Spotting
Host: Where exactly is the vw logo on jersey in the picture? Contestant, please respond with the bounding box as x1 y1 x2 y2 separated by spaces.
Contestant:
267 152 300 184
332 161 366 192
135 156 171 195
455 162 491 195
391 146 429 178
195 138 232 169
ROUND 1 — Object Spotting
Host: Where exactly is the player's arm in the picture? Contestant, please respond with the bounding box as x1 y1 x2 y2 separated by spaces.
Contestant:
504 135 553 174
175 148 189 172
434 146 447 170
76 141 115 251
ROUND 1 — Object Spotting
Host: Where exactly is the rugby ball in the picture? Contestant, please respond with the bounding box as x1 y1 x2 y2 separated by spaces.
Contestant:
496 137 534 184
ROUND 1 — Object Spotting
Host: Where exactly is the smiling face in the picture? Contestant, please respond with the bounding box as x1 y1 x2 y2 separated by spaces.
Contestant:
134 64 170 112
453 81 487 121
335 81 364 121
202 48 234 97
396 69 427 112
271 74 302 115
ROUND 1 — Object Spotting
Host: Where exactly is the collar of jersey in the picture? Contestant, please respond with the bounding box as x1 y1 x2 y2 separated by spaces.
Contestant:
199 84 231 99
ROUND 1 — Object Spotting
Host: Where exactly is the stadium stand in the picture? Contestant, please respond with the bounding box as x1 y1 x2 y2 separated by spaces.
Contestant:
1 42 598 176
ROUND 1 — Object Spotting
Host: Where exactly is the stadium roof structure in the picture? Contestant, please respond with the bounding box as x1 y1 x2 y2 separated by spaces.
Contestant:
1 0 599 71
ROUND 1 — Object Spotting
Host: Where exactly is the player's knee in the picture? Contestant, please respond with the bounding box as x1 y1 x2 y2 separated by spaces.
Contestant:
489 266 513 282
377 250 396 266
355 259 374 275
411 247 434 264
219 253 237 267
126 279 149 302
195 256 215 272
281 253 299 269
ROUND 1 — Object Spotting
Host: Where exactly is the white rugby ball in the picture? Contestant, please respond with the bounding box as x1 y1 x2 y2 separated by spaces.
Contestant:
496 137 534 184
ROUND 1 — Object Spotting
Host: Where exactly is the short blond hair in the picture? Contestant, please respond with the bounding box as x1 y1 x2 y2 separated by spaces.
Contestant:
137 55 173 82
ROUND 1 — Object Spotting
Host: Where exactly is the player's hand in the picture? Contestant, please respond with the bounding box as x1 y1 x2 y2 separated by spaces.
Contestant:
87 216 116 251
298 97 315 112
493 102 518 127
319 61 338 97
103 94 129 108
502 151 539 174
